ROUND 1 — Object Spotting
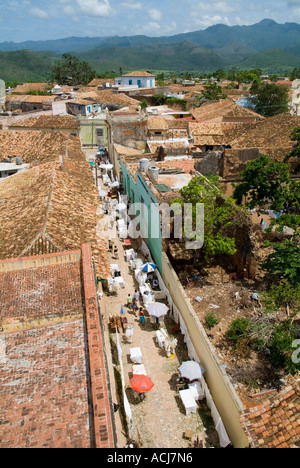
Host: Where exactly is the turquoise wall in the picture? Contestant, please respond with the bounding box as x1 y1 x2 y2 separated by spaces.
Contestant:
120 160 162 272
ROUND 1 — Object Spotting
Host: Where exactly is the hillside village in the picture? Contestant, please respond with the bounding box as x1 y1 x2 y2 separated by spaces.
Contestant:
0 70 299 450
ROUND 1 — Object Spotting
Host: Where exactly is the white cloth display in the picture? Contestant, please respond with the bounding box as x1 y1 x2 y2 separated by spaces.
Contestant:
114 276 125 288
130 347 143 364
115 328 132 424
125 249 135 262
201 378 231 447
179 389 198 415
155 329 168 348
188 381 204 401
132 364 147 376
110 264 120 275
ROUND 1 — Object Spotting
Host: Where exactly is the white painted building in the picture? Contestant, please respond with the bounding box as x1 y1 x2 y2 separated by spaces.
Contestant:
115 71 156 88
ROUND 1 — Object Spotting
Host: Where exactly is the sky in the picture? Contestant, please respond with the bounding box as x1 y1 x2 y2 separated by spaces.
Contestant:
0 0 300 42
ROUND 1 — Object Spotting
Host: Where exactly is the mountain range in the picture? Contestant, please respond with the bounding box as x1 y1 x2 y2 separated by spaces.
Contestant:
1 19 300 82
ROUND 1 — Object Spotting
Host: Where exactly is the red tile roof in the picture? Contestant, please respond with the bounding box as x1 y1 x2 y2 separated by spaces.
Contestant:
0 247 115 448
240 376 300 448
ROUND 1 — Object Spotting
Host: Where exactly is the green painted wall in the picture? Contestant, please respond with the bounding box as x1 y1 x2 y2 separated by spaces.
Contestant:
79 119 108 147
120 160 162 272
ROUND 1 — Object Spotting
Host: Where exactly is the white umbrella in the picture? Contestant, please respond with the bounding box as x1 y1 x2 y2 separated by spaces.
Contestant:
178 361 203 381
146 302 169 318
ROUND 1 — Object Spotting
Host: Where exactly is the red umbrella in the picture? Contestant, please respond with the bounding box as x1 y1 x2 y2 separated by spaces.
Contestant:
130 375 154 393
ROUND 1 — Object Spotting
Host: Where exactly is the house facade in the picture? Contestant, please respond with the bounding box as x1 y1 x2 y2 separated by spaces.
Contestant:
115 71 156 88
79 114 109 147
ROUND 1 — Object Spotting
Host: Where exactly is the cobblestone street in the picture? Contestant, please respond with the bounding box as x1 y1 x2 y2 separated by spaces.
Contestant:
87 158 220 449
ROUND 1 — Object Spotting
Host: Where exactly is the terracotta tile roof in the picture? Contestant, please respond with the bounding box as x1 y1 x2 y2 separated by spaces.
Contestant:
6 94 55 103
0 246 115 448
0 130 81 166
113 143 143 156
8 114 77 130
189 121 240 146
0 252 84 327
0 151 110 278
72 89 141 107
88 78 115 86
240 376 300 448
167 119 189 129
147 139 189 153
148 117 189 133
0 319 93 447
229 113 300 149
191 98 263 122
276 80 293 87
148 117 168 130
12 82 52 94
123 71 155 77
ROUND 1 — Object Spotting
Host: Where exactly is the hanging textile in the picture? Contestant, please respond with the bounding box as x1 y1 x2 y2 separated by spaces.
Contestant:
115 328 132 423
201 378 231 448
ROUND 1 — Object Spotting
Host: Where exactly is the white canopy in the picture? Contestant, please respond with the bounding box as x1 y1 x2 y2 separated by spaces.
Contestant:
178 361 203 381
146 302 169 318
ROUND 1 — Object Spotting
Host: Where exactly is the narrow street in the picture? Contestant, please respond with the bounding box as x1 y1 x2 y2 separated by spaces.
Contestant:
83 148 220 448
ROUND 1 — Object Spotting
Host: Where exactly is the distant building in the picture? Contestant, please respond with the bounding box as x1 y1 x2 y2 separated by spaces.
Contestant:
115 71 156 88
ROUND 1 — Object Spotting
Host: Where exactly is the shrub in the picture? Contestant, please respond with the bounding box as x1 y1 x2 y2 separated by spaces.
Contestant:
226 318 252 343
205 313 220 329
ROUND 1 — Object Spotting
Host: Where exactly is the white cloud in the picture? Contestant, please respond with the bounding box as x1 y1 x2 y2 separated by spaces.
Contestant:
121 1 142 10
143 21 162 33
189 13 230 29
30 7 49 19
76 0 114 17
193 1 241 14
148 8 163 21
63 5 75 15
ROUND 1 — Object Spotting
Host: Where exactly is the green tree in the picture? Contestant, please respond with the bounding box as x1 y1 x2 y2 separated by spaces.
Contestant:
171 176 242 260
249 82 289 117
262 240 300 286
202 83 227 100
51 53 96 86
140 99 148 110
285 128 300 174
233 155 291 212
262 282 300 317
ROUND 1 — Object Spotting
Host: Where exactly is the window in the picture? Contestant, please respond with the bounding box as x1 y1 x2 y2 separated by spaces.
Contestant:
96 128 104 137
129 79 133 85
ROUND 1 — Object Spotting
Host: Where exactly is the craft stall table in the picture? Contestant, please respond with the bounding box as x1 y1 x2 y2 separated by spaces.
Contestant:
129 347 143 364
110 315 121 333
155 328 168 348
132 364 147 376
188 380 204 401
139 284 154 305
179 389 198 415
110 264 120 275
113 276 126 288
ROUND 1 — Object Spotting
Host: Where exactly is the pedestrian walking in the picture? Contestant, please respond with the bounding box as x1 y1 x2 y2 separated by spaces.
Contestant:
139 308 145 325
127 293 133 310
